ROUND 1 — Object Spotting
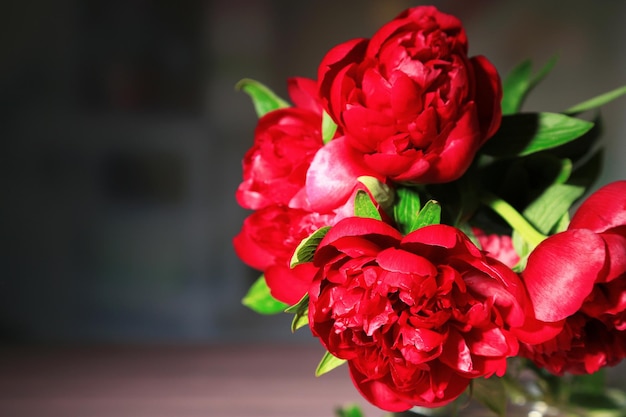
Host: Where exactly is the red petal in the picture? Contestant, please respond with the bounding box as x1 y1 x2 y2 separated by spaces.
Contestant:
265 263 317 305
287 77 322 114
376 247 437 276
522 229 606 322
569 181 626 233
319 217 403 249
348 363 411 412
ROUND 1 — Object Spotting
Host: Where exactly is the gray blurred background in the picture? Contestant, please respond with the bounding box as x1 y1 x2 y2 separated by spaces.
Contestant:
1 0 625 345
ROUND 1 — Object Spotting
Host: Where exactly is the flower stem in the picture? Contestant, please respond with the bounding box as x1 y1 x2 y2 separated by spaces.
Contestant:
481 193 547 249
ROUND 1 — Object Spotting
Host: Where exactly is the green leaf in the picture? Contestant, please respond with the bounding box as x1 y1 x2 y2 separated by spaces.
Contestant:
501 60 532 115
393 186 422 235
470 377 508 417
322 110 338 144
241 275 289 314
529 55 558 88
414 200 441 229
235 78 290 117
482 112 594 157
284 294 309 333
552 211 570 234
290 226 331 268
335 404 365 417
354 190 382 220
315 351 346 377
501 56 558 115
358 176 394 210
565 85 626 115
523 183 585 235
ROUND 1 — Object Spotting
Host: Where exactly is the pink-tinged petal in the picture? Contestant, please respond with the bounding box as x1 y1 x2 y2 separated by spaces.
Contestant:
348 363 412 412
287 77 322 114
265 262 318 305
569 181 626 233
376 247 437 276
305 137 381 212
522 229 606 322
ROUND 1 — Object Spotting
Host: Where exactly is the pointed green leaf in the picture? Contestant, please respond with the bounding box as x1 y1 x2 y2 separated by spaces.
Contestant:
501 60 532 115
284 293 308 313
528 55 558 89
315 351 346 376
358 176 394 211
235 78 290 117
290 226 331 268
414 200 441 229
284 294 309 332
501 56 558 115
470 377 507 417
322 110 338 144
565 85 626 115
523 183 585 235
482 112 594 157
241 275 289 314
354 190 382 220
393 186 422 235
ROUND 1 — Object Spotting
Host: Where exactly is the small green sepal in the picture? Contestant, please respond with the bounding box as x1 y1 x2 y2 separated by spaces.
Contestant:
284 294 310 333
393 186 422 235
315 351 347 377
322 110 338 144
413 200 441 230
354 190 382 220
290 226 331 268
235 78 290 118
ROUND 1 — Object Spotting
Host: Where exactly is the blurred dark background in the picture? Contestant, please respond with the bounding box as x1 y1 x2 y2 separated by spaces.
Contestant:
1 0 625 345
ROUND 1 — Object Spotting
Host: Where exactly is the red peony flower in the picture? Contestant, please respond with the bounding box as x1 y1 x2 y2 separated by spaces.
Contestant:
308 218 542 411
317 5 502 184
236 77 325 210
520 180 626 374
472 227 520 268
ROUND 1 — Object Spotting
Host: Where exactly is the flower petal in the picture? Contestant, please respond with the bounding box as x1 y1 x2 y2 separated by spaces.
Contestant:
522 229 606 322
305 137 381 212
569 181 626 233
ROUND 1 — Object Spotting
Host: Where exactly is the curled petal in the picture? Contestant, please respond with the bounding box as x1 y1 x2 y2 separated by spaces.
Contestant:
569 180 626 233
522 229 606 322
306 137 382 212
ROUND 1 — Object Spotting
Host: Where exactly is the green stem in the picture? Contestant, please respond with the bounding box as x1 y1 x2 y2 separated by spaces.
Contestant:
481 193 547 249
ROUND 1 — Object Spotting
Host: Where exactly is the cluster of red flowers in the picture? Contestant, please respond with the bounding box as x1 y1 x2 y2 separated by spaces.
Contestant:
234 5 626 413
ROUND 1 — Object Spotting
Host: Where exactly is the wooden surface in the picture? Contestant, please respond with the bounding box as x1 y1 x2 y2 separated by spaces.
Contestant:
0 344 382 417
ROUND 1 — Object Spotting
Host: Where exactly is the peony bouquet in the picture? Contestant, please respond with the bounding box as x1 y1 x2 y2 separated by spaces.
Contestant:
233 5 626 416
